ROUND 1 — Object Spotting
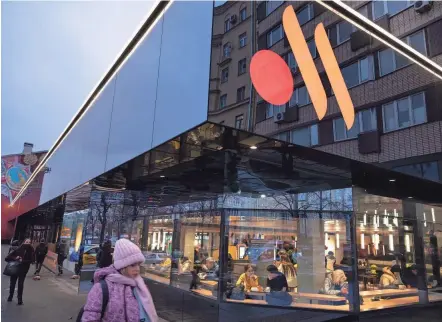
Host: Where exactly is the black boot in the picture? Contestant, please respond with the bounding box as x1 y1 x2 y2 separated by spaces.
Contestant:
7 295 13 302
17 300 23 306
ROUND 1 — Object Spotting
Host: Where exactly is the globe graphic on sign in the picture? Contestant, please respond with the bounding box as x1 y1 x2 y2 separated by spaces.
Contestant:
6 166 29 191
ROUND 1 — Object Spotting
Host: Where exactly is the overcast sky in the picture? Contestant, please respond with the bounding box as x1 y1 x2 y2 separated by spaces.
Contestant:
1 0 155 155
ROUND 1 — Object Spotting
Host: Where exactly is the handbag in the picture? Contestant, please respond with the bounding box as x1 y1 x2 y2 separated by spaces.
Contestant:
3 261 22 277
229 286 245 300
266 291 293 306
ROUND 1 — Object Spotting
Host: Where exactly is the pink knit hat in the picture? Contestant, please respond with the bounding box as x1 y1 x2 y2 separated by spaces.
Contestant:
113 239 145 270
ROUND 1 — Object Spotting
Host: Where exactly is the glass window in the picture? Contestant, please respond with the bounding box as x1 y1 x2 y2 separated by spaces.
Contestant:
221 68 229 83
297 3 314 25
235 115 244 129
360 109 377 133
409 30 427 55
334 109 375 141
267 24 283 47
346 116 360 139
273 131 289 142
238 58 247 75
220 94 227 109
266 103 274 119
287 52 297 72
388 0 410 16
342 56 374 88
224 19 231 33
291 127 311 147
310 124 319 146
307 39 317 58
382 92 427 132
342 62 360 88
223 43 231 58
359 57 370 82
379 49 395 76
266 1 284 16
237 86 246 102
394 161 440 182
240 7 247 22
239 33 247 48
297 86 310 106
334 117 347 141
337 21 352 44
373 0 413 20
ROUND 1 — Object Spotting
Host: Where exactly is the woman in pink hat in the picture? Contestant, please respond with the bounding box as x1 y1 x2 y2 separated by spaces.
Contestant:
82 239 158 322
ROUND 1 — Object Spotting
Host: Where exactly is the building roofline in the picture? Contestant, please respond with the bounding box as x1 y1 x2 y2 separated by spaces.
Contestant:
2 150 48 158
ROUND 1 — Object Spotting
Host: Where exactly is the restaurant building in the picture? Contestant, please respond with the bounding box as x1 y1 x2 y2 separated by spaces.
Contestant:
11 1 442 321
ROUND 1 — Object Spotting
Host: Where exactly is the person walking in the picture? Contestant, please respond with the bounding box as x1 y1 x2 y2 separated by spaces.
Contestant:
34 239 48 276
82 238 158 322
56 239 67 276
97 240 113 269
5 238 35 305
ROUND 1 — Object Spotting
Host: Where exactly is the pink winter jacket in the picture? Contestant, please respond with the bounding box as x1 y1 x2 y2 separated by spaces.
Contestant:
82 266 158 322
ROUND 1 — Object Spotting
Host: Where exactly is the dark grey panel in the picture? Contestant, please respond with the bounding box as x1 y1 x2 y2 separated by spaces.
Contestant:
79 77 116 183
152 1 213 148
105 15 164 171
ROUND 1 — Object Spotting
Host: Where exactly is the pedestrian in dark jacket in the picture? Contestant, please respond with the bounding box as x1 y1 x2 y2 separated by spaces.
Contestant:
34 239 48 275
8 240 20 255
56 240 67 275
97 240 113 268
5 238 35 305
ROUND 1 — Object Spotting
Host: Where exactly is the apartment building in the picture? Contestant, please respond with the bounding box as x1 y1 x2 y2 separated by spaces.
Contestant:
208 1 442 182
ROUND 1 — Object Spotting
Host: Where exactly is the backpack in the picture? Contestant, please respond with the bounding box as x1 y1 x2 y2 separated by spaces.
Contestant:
76 280 109 322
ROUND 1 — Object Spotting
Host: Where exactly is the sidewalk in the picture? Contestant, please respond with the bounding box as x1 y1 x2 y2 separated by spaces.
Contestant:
1 245 169 321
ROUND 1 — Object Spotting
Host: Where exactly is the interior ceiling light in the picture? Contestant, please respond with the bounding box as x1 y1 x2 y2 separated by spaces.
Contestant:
316 0 442 81
9 0 173 206
250 145 258 150
389 179 396 182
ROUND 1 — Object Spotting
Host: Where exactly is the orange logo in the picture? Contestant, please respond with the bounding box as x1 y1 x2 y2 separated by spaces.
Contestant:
250 6 355 129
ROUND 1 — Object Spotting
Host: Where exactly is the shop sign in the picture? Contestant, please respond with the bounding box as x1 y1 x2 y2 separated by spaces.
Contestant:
250 5 355 130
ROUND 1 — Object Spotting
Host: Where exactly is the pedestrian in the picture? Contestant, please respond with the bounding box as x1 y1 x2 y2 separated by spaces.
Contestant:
34 239 48 276
5 238 35 305
56 239 67 276
97 240 113 269
82 238 158 322
8 240 20 255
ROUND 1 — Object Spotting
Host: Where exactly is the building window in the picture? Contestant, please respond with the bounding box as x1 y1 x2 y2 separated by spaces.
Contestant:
238 58 247 75
239 7 247 22
223 43 231 59
224 18 231 33
220 94 227 109
287 52 297 72
378 30 427 76
382 92 426 132
221 68 229 83
337 20 353 44
297 3 314 25
273 131 289 142
291 124 318 147
333 108 377 141
307 39 317 58
235 115 244 129
373 0 414 20
341 56 374 89
352 5 370 31
266 103 285 119
239 33 247 48
267 24 283 47
237 86 246 102
266 0 283 16
394 162 440 182
289 85 310 107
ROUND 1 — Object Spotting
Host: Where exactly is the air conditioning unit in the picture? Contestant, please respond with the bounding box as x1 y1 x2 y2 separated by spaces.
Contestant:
274 112 286 124
414 1 433 13
230 14 237 24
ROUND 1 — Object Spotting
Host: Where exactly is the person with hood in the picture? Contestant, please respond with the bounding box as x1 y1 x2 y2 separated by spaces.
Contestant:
8 240 20 255
5 238 35 305
322 269 348 295
82 238 158 322
34 239 48 275
97 240 113 269
325 251 336 273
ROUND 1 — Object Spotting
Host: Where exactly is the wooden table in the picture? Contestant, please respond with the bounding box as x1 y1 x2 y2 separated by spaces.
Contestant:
360 288 418 299
360 274 378 290
246 291 347 305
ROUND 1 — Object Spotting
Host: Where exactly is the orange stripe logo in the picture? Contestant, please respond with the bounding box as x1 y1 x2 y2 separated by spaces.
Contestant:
250 6 355 129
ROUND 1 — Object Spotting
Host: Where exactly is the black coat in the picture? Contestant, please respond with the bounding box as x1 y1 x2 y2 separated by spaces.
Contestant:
35 243 48 262
5 244 35 275
97 248 113 268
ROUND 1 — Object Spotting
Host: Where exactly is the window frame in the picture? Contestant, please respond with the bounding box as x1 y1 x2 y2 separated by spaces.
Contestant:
289 85 311 107
372 0 415 21
382 92 427 133
224 18 231 33
221 67 229 83
223 43 232 58
337 20 352 45
333 108 377 142
219 94 227 109
239 7 247 22
290 124 319 147
378 29 427 77
235 114 244 129
238 58 247 75
341 55 374 89
266 0 284 16
266 103 286 119
239 33 247 48
267 24 283 48
296 3 314 26
236 86 246 102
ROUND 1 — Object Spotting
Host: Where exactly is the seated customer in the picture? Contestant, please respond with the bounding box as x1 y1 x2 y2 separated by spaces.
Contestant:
380 266 402 289
179 257 193 274
322 269 348 296
236 264 262 292
266 264 289 292
402 264 419 289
